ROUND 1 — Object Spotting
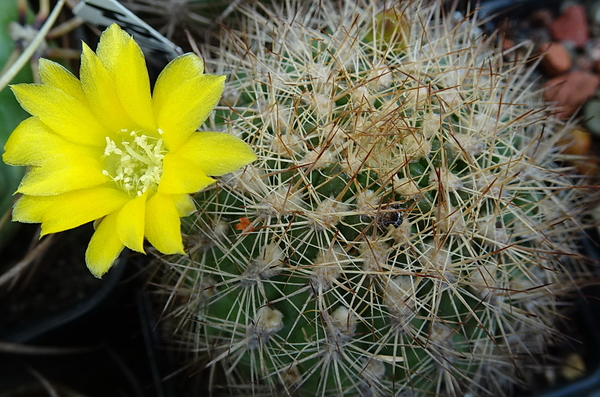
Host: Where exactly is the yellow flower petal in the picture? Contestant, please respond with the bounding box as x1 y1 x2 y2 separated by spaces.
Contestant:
17 155 110 196
153 53 225 151
159 153 216 194
3 117 99 166
173 194 196 216
38 59 87 105
156 73 226 152
96 24 156 131
116 192 147 253
10 84 108 146
175 131 257 176
12 195 51 224
13 187 130 235
95 24 128 77
80 43 135 132
145 193 184 254
153 53 204 99
86 211 124 278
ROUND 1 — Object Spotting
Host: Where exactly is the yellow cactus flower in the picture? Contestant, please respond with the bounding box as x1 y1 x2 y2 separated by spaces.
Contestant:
2 24 256 278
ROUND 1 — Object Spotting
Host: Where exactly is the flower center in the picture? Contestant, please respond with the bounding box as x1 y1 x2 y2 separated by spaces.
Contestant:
102 129 166 197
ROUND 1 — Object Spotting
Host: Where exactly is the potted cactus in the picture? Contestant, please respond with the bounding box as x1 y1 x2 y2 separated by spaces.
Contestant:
152 0 599 395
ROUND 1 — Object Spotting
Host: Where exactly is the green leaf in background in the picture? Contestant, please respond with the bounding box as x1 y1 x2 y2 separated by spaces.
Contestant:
0 0 34 246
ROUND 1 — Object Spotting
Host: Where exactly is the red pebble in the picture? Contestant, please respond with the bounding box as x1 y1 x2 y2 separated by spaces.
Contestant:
550 5 589 49
538 42 572 76
543 71 600 119
502 37 515 52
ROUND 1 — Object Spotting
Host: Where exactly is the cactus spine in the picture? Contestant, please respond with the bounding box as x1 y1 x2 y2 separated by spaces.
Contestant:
155 0 597 395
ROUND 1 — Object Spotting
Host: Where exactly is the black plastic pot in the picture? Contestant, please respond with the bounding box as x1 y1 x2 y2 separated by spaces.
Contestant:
0 226 177 397
526 237 600 397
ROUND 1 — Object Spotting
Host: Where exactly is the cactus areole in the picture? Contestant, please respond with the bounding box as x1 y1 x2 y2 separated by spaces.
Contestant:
156 1 598 396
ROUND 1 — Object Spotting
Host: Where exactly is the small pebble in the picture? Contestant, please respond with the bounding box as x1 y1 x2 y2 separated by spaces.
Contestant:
543 70 600 119
585 38 600 60
549 4 590 49
560 128 593 155
583 98 600 136
558 127 598 175
538 42 572 76
561 353 586 380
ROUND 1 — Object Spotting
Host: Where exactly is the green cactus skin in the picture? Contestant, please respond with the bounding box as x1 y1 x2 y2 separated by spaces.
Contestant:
155 1 597 396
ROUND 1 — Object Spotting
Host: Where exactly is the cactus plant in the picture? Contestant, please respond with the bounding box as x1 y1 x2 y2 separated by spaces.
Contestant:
154 0 598 396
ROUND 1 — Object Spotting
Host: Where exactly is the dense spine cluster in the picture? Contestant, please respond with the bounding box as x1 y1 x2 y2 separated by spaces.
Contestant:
155 1 596 396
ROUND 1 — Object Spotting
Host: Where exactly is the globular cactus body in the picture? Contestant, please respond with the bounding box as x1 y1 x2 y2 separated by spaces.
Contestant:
157 1 597 396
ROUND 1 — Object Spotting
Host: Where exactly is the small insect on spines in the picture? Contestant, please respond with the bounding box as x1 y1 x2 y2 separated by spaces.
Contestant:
376 203 404 231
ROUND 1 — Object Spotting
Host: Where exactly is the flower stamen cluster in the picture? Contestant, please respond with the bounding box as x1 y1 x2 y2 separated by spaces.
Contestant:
102 130 166 196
